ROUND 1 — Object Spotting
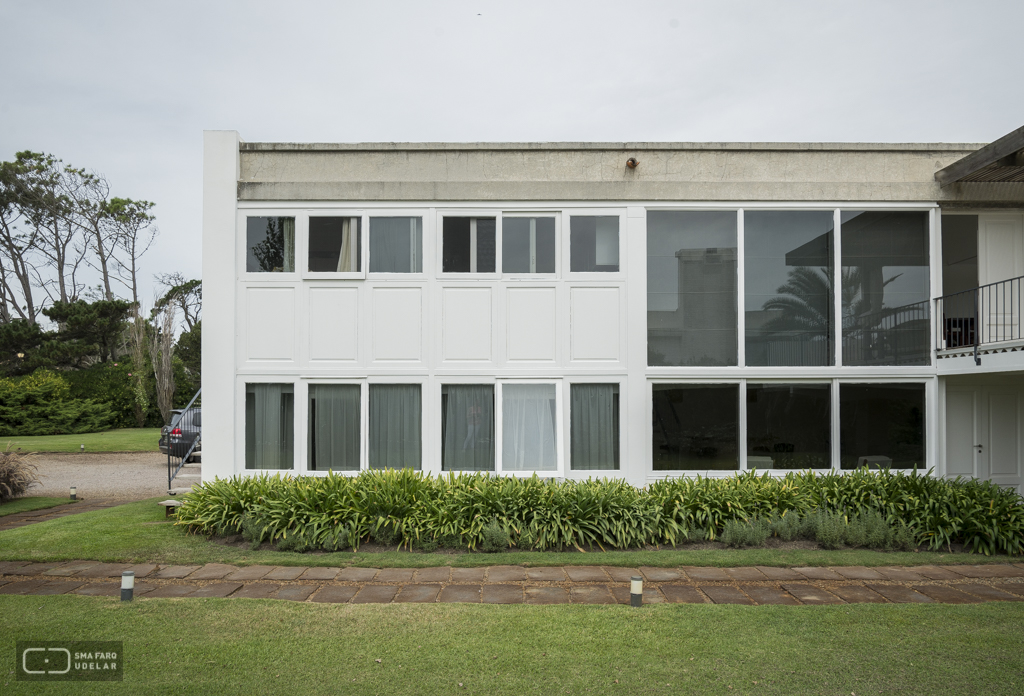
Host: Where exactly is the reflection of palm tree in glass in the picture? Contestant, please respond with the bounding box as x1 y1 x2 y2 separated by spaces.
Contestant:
252 218 285 272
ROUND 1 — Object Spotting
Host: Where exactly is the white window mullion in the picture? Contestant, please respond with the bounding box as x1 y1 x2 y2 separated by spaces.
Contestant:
494 382 503 475
470 218 478 273
529 218 537 273
738 379 747 471
831 378 841 471
736 209 745 368
834 208 843 368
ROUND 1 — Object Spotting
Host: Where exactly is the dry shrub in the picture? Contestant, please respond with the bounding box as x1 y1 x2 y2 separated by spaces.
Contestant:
0 444 40 503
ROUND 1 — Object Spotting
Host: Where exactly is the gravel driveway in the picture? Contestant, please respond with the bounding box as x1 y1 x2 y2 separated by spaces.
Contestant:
25 452 178 501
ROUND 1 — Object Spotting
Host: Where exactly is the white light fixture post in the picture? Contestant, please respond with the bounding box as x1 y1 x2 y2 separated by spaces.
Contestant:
70 486 77 501
121 571 135 602
630 576 643 607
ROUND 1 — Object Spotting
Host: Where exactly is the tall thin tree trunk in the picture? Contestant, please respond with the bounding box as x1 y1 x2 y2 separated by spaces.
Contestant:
128 308 149 427
148 303 176 424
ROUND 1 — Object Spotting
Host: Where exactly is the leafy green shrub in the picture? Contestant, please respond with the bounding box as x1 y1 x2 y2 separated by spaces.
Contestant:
175 468 1024 556
480 519 511 552
239 512 268 550
0 369 113 436
721 518 771 548
0 445 39 502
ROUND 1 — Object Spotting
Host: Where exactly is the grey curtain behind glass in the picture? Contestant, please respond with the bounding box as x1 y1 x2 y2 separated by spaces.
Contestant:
245 383 294 470
370 217 422 272
308 384 360 471
442 385 494 471
369 384 421 470
570 384 619 470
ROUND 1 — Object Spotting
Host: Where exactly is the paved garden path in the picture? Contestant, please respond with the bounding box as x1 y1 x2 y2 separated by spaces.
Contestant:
2 560 1023 606
0 498 121 531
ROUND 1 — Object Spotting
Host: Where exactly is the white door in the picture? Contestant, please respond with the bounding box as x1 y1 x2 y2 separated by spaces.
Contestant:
945 388 978 479
945 385 1023 495
978 215 1024 343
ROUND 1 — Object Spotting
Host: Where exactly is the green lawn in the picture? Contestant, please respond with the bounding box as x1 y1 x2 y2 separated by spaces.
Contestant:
2 428 161 453
0 497 76 517
0 498 1017 568
1 596 1022 695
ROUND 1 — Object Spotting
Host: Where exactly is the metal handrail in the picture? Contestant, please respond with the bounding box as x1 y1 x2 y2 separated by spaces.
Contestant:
166 388 202 492
935 275 1024 366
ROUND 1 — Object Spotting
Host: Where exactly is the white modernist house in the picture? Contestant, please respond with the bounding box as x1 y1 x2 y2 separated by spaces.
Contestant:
202 128 1024 494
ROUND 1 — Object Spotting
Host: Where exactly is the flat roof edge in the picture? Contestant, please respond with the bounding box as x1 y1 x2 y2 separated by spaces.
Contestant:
239 141 984 153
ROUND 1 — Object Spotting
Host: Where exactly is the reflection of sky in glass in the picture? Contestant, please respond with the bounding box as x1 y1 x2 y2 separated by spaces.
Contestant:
647 211 736 311
744 210 833 311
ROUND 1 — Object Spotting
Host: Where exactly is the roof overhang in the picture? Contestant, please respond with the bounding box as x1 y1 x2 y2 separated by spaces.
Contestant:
935 125 1024 186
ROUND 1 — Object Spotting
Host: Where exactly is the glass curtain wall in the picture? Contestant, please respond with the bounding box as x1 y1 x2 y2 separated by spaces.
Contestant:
652 384 739 470
307 384 360 471
648 212 737 366
501 384 558 471
746 384 831 470
246 217 295 273
840 384 925 469
370 217 423 273
841 211 930 365
745 211 834 366
308 217 360 272
369 384 422 470
441 385 495 471
570 384 619 470
245 383 294 469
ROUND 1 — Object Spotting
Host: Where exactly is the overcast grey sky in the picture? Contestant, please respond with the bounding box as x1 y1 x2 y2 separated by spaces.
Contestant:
2 0 1021 305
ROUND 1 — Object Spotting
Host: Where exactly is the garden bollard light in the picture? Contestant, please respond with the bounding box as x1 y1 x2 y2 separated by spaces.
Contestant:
121 571 134 602
70 486 76 501
630 576 643 607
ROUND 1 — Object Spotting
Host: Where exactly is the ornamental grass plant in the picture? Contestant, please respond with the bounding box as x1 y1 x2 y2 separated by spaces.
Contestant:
0 444 39 503
175 468 1024 556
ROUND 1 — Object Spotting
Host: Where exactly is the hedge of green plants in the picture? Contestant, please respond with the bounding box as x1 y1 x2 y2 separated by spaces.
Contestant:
175 468 1024 556
0 369 112 436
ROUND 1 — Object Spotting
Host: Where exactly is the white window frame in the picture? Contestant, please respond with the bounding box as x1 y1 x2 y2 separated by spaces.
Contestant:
436 210 502 279
495 379 564 478
298 378 364 476
367 210 429 279
237 376 299 473
564 377 625 476
303 212 367 280
438 377 497 474
500 212 560 279
239 209 302 281
565 209 627 279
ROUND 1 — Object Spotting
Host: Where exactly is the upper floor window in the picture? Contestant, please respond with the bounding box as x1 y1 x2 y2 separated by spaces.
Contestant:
443 217 496 273
570 216 619 272
503 217 556 274
246 216 295 273
370 217 423 273
309 216 360 272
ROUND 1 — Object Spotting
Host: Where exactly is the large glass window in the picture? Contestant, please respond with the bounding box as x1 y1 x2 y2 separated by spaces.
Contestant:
442 217 496 273
441 385 495 471
746 384 831 470
652 384 739 470
503 217 556 273
309 217 360 272
745 211 834 366
940 215 979 349
246 217 295 273
648 211 738 366
570 216 619 272
370 217 422 273
570 383 619 470
502 384 557 472
369 384 421 470
245 383 294 469
841 211 930 365
308 384 359 471
840 384 925 470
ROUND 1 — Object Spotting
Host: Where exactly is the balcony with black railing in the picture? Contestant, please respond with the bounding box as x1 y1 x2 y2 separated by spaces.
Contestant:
936 275 1024 365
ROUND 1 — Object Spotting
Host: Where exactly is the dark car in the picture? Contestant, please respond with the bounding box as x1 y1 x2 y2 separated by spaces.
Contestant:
159 408 202 460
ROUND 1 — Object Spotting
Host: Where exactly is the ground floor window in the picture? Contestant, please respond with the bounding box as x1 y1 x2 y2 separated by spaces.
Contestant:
308 384 360 471
369 384 422 470
840 383 925 469
502 383 558 471
746 383 831 470
570 383 619 470
246 383 294 470
652 384 739 470
442 385 495 471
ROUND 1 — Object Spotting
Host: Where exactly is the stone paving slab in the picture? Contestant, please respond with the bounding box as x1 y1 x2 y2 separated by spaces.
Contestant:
526 587 569 605
264 566 307 581
42 561 101 576
564 566 608 582
954 583 1024 602
187 564 238 580
226 566 275 581
912 585 981 604
311 585 359 603
482 585 524 604
352 585 399 604
829 585 888 604
277 585 317 602
337 567 378 582
864 584 934 604
396 584 442 603
191 582 244 598
73 583 121 597
994 583 1024 597
602 567 639 583
682 567 730 582
638 566 680 582
949 565 1024 579
32 580 87 596
374 568 415 583
450 568 486 583
701 586 755 605
233 584 281 599
610 586 667 604
439 584 480 603
724 567 766 582
660 585 707 604
755 566 805 581
914 565 967 580
569 586 614 604
874 567 927 582
833 566 885 581
414 567 452 583
526 567 566 581
300 567 341 581
144 585 197 598
782 584 844 605
153 565 201 579
15 563 66 576
0 561 31 574
0 579 49 594
792 567 845 581
487 566 527 582
741 586 800 606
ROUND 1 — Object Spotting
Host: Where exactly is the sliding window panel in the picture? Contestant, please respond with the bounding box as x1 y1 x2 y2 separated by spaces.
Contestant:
309 217 360 272
503 217 556 273
652 384 739 471
647 211 738 366
308 384 360 471
502 384 558 472
841 211 930 366
570 216 619 272
246 217 295 273
442 218 496 273
441 385 495 471
746 384 831 470
369 384 421 470
245 383 294 470
370 217 423 273
745 211 834 366
570 384 619 470
840 384 925 470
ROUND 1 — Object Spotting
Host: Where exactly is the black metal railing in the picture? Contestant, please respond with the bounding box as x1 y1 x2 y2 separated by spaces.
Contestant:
165 388 202 492
842 300 931 366
936 275 1024 365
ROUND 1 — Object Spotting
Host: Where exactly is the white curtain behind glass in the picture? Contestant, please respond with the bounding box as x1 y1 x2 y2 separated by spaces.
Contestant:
502 384 557 471
369 384 421 469
370 217 422 272
308 384 360 471
337 218 354 272
442 385 494 471
570 384 618 470
245 383 294 470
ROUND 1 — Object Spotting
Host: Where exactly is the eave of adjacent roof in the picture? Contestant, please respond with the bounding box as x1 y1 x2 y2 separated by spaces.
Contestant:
936 126 1024 186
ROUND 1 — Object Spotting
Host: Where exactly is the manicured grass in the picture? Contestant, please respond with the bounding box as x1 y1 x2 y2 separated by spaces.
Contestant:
0 497 76 517
0 498 1017 568
2 596 1022 695
2 428 161 453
